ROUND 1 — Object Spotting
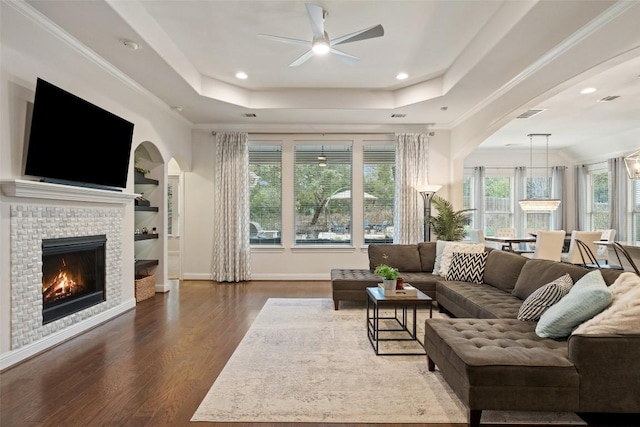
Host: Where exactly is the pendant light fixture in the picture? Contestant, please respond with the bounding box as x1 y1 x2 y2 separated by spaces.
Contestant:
624 150 640 179
518 133 561 211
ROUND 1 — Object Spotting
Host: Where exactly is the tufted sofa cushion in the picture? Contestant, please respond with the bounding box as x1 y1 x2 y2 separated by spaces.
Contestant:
436 281 523 319
425 318 580 412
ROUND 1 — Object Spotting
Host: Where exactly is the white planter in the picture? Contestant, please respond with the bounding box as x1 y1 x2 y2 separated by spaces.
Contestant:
382 279 397 291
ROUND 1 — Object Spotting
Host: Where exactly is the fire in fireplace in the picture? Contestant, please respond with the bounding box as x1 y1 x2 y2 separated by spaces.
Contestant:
42 235 107 324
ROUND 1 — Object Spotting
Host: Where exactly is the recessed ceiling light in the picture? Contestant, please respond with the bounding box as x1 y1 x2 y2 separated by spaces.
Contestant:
120 39 140 51
235 72 248 80
580 87 597 94
396 72 408 80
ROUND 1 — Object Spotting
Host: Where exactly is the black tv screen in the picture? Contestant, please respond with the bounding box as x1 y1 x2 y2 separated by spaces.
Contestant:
25 78 134 190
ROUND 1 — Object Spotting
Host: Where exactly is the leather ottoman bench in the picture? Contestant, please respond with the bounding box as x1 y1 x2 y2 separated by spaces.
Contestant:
424 318 580 427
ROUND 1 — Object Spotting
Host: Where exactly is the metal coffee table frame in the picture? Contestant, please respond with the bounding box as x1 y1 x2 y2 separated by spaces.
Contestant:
366 286 432 356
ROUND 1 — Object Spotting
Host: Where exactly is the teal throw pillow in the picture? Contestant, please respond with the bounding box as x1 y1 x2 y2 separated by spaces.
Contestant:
535 270 612 338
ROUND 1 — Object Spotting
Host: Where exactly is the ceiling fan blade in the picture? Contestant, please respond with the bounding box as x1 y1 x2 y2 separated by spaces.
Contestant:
289 50 315 67
329 48 359 65
259 34 310 47
305 3 325 40
331 24 384 46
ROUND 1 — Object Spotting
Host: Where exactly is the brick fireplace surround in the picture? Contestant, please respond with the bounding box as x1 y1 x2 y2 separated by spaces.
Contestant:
1 180 137 370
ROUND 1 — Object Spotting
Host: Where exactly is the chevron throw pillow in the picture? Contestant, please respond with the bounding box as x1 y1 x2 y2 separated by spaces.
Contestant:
517 273 573 321
445 251 488 284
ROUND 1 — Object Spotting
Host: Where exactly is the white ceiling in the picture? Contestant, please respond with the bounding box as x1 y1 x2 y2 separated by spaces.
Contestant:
25 0 640 158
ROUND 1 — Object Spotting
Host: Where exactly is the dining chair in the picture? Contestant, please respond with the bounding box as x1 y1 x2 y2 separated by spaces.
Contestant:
495 227 517 251
561 230 604 266
522 230 566 262
595 229 616 263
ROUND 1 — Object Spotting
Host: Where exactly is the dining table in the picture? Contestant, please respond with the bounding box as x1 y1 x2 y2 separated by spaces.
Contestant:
484 236 536 253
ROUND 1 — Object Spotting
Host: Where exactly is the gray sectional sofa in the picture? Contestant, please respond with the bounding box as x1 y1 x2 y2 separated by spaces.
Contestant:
331 242 640 426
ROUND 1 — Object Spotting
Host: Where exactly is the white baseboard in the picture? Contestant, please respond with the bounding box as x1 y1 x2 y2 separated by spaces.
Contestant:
182 272 330 281
0 299 136 372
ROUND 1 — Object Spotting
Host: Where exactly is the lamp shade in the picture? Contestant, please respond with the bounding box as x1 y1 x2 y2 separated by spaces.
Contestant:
519 198 561 211
624 150 640 179
416 184 442 195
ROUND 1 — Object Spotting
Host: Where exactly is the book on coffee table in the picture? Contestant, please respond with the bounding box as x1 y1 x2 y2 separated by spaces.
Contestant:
378 283 418 297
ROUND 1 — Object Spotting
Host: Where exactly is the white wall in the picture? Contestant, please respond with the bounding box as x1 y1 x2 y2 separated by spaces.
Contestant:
0 1 191 368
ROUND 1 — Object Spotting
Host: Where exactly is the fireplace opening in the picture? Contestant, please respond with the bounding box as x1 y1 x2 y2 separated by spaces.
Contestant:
42 235 107 324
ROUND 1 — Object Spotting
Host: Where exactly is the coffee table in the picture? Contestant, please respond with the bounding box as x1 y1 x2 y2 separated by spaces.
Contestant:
366 286 432 356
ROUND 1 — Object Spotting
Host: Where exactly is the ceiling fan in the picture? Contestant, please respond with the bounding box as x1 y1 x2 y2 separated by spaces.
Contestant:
259 3 384 67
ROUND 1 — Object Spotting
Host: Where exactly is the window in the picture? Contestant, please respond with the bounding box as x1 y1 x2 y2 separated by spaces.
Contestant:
589 170 609 230
363 145 395 244
484 175 512 236
294 144 352 245
249 144 282 245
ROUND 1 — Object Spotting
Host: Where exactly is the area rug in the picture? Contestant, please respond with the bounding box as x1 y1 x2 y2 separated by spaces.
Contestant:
192 298 586 425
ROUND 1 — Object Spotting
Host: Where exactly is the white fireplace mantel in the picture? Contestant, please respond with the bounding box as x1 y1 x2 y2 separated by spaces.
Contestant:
1 179 137 204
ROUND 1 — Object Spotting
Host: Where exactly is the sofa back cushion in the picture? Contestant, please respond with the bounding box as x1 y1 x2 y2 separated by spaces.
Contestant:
512 259 592 300
513 259 624 300
483 250 528 292
418 242 436 272
368 244 422 272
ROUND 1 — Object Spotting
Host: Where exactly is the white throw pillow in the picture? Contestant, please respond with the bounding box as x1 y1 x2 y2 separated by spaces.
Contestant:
572 272 640 335
438 243 485 277
432 240 452 274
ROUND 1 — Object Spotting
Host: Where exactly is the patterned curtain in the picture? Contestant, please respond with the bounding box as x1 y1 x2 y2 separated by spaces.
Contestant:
575 165 589 230
393 133 429 244
472 166 485 231
211 132 251 282
551 166 566 230
609 157 628 241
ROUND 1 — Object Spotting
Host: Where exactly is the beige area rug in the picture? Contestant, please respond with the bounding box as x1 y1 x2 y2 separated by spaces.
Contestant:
192 298 586 425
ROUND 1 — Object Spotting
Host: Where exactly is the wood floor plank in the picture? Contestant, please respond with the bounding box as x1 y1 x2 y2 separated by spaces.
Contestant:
0 279 597 427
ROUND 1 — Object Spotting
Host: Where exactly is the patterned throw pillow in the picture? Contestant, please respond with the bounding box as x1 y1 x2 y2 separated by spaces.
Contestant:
445 252 488 284
536 270 613 338
439 243 485 277
517 273 573 321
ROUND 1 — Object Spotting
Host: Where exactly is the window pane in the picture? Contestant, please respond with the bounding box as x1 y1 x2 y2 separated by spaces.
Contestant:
363 145 395 244
591 171 609 230
484 176 512 236
295 144 352 245
249 144 282 245
524 175 551 231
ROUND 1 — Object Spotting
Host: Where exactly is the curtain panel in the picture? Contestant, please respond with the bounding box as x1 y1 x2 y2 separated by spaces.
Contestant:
473 166 485 230
211 132 251 282
551 166 566 230
575 165 589 230
514 166 527 235
394 133 429 244
609 157 628 241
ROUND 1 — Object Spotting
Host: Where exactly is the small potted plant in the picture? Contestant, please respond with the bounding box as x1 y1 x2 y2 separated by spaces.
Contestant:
373 264 399 291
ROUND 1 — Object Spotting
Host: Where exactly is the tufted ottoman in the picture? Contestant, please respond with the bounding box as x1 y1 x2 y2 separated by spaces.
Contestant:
331 268 438 310
424 318 580 427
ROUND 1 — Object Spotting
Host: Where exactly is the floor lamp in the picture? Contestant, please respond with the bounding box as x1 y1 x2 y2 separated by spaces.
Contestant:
418 185 442 242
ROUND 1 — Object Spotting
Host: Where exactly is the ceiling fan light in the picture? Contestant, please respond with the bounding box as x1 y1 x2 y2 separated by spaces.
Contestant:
312 40 330 55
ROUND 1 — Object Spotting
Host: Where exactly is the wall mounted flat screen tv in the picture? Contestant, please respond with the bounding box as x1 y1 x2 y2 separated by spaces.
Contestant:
25 78 134 190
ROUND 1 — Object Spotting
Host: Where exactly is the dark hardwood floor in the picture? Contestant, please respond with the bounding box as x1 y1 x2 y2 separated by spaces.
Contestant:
0 281 630 427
